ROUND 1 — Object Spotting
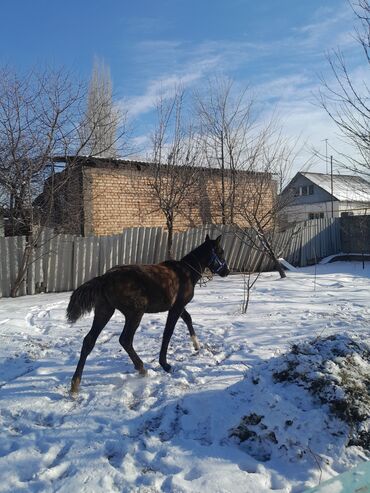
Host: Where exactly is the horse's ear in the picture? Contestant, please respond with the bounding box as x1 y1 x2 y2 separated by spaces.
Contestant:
215 235 222 246
205 234 210 242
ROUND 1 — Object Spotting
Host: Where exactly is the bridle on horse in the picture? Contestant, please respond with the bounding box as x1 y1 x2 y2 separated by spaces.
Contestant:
207 249 227 274
183 249 227 280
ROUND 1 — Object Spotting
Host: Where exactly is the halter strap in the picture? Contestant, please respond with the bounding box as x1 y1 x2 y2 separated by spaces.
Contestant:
182 253 203 276
182 259 203 277
208 250 227 274
182 250 226 276
182 255 214 287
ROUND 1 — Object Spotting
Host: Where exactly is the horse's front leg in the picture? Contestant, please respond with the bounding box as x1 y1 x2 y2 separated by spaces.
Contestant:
159 305 183 372
181 309 200 351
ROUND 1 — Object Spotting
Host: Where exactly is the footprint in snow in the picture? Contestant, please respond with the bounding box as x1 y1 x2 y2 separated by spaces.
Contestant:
105 439 126 469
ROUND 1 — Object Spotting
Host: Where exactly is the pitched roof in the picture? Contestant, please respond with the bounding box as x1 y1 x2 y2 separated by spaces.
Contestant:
301 172 370 202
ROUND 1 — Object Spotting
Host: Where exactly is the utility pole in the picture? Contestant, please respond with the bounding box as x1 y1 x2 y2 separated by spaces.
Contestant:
321 138 329 173
330 155 334 218
220 129 226 225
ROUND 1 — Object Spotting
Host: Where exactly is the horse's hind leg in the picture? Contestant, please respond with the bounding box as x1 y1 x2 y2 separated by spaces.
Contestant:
71 303 114 394
119 311 146 374
159 305 183 372
181 309 200 351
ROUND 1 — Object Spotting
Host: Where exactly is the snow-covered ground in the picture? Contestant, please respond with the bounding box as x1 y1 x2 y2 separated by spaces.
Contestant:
1 262 370 493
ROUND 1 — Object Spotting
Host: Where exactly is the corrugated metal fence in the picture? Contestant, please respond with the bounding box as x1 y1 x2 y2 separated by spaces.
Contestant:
0 218 341 298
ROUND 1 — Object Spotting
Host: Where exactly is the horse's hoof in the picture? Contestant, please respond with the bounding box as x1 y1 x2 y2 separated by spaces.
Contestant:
70 378 80 395
69 389 78 399
191 335 200 351
138 368 148 377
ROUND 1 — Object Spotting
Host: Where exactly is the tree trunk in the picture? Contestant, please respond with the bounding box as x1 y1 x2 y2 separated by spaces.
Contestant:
274 257 286 279
10 242 33 297
166 218 174 260
258 231 287 279
242 274 251 314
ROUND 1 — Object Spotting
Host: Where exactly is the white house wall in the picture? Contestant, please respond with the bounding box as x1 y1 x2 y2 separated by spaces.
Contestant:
282 201 370 223
337 201 370 215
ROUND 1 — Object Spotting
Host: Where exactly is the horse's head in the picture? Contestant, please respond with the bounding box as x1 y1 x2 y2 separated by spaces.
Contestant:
204 234 230 277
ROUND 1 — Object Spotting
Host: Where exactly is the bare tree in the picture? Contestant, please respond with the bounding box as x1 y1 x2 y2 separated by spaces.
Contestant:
195 78 255 225
234 128 300 279
149 88 200 259
0 66 128 296
318 0 370 173
241 270 261 313
195 78 298 277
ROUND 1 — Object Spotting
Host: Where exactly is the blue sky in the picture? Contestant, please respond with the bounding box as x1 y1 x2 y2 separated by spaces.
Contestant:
0 0 363 173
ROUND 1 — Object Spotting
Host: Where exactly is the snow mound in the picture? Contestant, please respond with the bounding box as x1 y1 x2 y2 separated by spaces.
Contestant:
230 334 370 465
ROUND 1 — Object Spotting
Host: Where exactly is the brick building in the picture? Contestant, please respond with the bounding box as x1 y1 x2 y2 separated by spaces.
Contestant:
37 157 277 236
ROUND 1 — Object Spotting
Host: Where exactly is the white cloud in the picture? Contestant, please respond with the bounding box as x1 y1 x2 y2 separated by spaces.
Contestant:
293 5 353 49
255 81 362 178
125 72 203 118
122 43 226 119
119 1 365 178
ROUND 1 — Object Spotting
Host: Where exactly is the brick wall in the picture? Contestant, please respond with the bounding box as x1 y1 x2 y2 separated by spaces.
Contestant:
81 162 276 236
83 165 164 235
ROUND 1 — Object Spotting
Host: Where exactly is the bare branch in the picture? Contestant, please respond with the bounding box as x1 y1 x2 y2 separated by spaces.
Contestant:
318 0 370 172
148 87 201 258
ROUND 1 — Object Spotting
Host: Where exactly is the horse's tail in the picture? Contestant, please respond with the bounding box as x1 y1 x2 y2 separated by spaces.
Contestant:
66 277 103 323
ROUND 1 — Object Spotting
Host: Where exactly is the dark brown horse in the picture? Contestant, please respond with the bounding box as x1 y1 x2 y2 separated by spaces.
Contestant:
67 234 229 393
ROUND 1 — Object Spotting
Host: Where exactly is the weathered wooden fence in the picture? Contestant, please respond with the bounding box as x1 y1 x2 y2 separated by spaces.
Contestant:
0 218 342 298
